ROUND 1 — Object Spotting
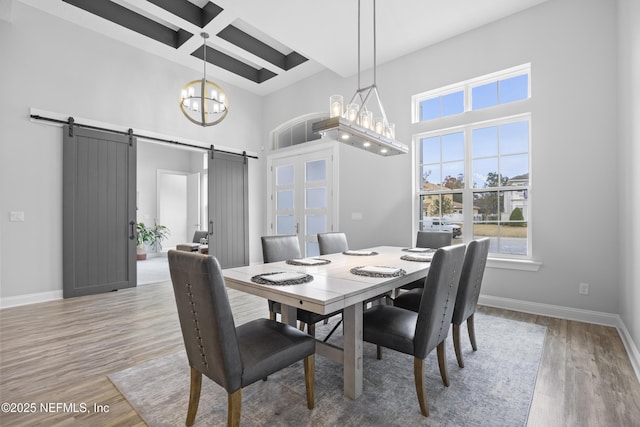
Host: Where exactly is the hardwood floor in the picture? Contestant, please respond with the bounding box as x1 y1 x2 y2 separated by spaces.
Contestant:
1 282 639 426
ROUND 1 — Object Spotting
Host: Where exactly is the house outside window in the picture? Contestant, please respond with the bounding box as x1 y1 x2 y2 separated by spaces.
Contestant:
413 64 531 258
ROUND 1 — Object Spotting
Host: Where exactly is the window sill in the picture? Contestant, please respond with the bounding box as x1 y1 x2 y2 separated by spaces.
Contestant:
486 257 541 272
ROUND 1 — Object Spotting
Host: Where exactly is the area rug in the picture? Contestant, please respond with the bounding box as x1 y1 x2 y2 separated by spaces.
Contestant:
109 313 545 426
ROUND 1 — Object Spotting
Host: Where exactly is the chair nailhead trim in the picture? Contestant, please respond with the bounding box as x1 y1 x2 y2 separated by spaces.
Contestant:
186 283 208 367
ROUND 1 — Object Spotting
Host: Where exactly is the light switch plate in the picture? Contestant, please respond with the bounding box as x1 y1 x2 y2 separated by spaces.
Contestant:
10 211 24 222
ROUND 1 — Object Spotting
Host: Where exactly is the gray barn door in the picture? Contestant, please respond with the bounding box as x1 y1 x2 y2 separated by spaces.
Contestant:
63 125 137 298
207 149 249 268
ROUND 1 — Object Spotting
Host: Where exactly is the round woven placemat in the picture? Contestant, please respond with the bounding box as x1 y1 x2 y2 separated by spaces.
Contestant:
285 258 331 266
250 272 314 286
342 251 378 256
349 266 406 278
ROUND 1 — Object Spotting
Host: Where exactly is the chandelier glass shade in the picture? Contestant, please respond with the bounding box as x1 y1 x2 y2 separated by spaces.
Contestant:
179 33 228 127
312 0 407 156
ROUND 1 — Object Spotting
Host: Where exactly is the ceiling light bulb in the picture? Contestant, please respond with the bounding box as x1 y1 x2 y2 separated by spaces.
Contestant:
363 141 371 147
380 148 388 154
341 133 350 140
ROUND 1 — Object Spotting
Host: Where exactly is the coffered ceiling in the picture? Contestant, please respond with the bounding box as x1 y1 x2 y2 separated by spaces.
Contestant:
17 0 550 96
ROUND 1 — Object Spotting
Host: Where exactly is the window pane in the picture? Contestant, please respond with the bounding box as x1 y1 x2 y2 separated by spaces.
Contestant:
276 164 294 185
473 191 500 221
500 74 528 104
501 154 529 181
276 215 294 234
422 165 440 189
442 91 464 117
503 190 529 222
500 121 529 154
420 98 440 121
472 82 498 110
442 132 464 162
472 158 499 188
276 190 294 210
306 215 326 235
442 162 464 189
472 126 498 158
421 136 440 163
306 187 326 209
306 160 326 182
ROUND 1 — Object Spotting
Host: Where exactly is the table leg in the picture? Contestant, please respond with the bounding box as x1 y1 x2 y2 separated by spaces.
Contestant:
280 304 297 327
343 303 363 399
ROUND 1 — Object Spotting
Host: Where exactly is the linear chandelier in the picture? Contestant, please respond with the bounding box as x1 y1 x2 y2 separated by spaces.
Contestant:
179 32 228 127
312 0 408 156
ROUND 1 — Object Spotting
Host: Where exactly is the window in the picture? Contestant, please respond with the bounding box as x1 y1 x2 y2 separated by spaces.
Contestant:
414 65 531 258
413 64 530 123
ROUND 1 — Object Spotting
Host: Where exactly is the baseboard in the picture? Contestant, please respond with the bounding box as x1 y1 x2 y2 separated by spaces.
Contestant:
615 318 640 383
479 294 640 382
0 290 63 309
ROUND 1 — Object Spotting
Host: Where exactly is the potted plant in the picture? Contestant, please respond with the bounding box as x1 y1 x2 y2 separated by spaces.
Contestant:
136 222 170 260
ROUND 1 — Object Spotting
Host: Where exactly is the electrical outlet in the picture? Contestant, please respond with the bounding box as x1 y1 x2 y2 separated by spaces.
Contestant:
579 282 589 295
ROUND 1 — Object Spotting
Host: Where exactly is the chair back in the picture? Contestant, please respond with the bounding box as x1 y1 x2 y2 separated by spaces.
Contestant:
413 244 466 359
261 235 302 263
416 231 452 249
452 238 490 325
317 232 349 255
168 250 242 393
192 230 209 243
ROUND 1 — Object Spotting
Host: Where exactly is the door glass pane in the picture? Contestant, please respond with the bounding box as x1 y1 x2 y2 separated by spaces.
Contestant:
276 164 294 186
306 241 320 257
306 215 326 235
306 188 326 209
306 160 326 182
276 215 294 234
276 190 294 210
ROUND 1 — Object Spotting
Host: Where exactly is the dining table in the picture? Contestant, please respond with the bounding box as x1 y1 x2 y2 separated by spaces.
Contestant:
221 245 433 400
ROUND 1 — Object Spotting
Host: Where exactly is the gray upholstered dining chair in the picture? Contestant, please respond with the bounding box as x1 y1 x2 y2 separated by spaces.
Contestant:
416 230 452 249
394 238 490 368
168 250 315 427
317 232 349 255
363 244 466 417
261 235 341 336
399 230 454 292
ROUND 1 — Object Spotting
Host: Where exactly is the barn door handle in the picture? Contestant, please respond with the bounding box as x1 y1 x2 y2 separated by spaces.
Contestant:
208 220 213 236
129 221 136 240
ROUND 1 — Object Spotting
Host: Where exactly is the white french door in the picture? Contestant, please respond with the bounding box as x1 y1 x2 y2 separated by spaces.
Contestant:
268 144 337 257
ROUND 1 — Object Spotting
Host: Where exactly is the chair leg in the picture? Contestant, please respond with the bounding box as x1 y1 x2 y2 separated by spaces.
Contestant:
453 323 464 368
437 341 449 387
467 313 478 351
227 389 242 427
186 368 202 427
376 345 382 360
269 311 276 321
413 357 429 417
304 355 315 409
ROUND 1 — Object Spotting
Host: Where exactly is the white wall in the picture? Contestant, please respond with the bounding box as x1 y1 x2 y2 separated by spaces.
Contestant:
262 0 620 314
618 0 640 359
0 2 264 300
